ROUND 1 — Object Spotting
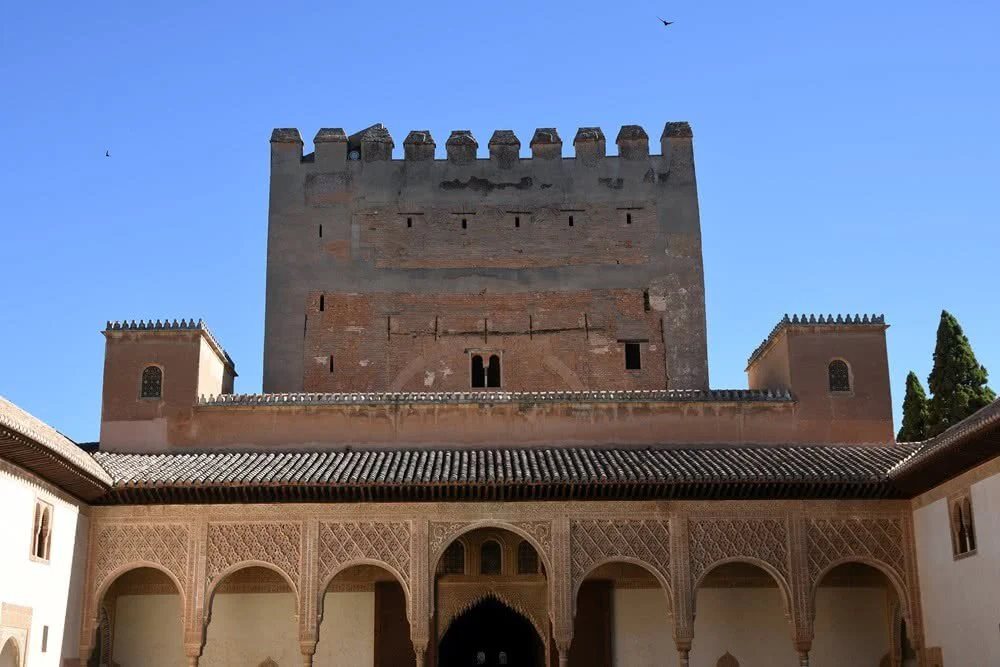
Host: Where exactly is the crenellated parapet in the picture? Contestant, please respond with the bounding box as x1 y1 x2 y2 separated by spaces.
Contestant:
270 122 693 165
747 314 887 368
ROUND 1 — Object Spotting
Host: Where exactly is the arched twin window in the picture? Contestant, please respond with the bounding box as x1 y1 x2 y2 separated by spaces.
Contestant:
952 496 977 556
828 360 851 392
141 365 163 399
480 540 502 575
471 354 501 388
31 501 53 561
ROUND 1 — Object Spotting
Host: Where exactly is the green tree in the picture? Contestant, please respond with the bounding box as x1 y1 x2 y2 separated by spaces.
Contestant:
927 310 996 436
897 371 929 441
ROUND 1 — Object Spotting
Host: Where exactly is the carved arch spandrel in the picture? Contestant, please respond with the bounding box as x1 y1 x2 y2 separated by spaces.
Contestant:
317 521 413 617
688 517 790 586
92 522 191 597
805 516 916 631
206 521 302 594
569 519 672 610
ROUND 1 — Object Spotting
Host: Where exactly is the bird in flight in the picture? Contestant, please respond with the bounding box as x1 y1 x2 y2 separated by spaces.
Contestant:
658 17 674 27
105 150 110 157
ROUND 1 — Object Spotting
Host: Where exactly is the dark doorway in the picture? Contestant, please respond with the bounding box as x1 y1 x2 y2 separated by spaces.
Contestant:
438 597 543 666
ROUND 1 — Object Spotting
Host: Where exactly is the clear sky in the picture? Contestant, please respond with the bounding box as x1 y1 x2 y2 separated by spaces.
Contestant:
1 0 997 442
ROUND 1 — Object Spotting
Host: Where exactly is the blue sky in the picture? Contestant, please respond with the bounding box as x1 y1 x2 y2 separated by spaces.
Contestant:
1 0 997 442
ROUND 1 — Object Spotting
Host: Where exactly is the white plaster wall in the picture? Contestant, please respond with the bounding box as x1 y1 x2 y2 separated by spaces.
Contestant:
316 591 375 666
811 587 890 667
201 592 299 666
688 585 890 667
612 588 672 666
913 471 1000 667
690 587 798 667
110 594 184 667
0 464 89 666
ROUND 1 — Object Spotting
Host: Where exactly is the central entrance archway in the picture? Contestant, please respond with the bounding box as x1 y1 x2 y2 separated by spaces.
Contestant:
438 597 543 666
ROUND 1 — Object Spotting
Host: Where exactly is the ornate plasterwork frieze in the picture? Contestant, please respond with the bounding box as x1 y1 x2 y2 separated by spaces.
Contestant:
569 519 671 594
429 520 553 568
436 580 549 644
206 522 301 589
93 523 189 594
318 521 411 584
806 517 905 585
688 518 789 586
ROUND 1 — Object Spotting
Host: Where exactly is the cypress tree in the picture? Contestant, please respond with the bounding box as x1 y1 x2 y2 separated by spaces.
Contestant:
897 371 929 441
927 310 996 436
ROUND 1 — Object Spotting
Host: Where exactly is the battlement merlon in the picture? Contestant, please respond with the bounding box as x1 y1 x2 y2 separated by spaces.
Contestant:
269 122 695 166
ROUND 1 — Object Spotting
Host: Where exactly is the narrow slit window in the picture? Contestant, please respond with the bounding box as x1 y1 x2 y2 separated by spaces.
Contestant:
319 294 325 311
407 217 413 228
471 355 486 388
626 212 632 224
515 216 520 228
568 215 574 227
462 218 467 229
140 366 162 399
625 342 641 370
643 289 651 311
319 224 323 238
329 355 334 374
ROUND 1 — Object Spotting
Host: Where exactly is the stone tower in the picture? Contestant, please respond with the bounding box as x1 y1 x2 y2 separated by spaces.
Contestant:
263 122 708 393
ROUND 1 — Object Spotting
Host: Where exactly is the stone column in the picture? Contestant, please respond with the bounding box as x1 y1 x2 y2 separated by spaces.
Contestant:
674 638 692 667
184 644 202 667
299 518 320 667
670 514 695 667
183 517 208 667
788 515 814 667
550 517 574 667
411 518 432 666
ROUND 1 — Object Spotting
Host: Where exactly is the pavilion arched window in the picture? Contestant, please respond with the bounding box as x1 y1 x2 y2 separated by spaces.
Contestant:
828 360 851 392
141 365 163 399
517 540 539 574
438 542 465 575
481 540 501 575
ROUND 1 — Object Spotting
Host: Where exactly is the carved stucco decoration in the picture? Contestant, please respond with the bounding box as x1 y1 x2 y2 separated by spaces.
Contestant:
436 582 549 645
429 520 553 568
569 519 671 595
689 518 789 585
806 517 905 585
93 523 189 594
206 522 301 590
318 521 411 584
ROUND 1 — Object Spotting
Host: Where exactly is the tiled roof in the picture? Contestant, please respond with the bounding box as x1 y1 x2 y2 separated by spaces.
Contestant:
197 388 793 407
92 444 917 504
105 319 235 370
0 396 112 499
747 314 886 368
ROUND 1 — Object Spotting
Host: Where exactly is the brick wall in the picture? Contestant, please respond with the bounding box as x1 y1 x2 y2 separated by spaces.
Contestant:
303 290 668 392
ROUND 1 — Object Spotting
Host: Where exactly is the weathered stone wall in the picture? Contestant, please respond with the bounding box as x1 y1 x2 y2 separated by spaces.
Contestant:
265 123 708 393
303 290 667 392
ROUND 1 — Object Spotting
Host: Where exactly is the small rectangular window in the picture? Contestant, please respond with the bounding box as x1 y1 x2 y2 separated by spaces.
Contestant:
461 218 468 229
626 213 632 224
515 216 520 228
407 217 413 228
319 294 325 311
643 290 651 312
625 342 641 370
329 355 334 374
568 215 574 227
